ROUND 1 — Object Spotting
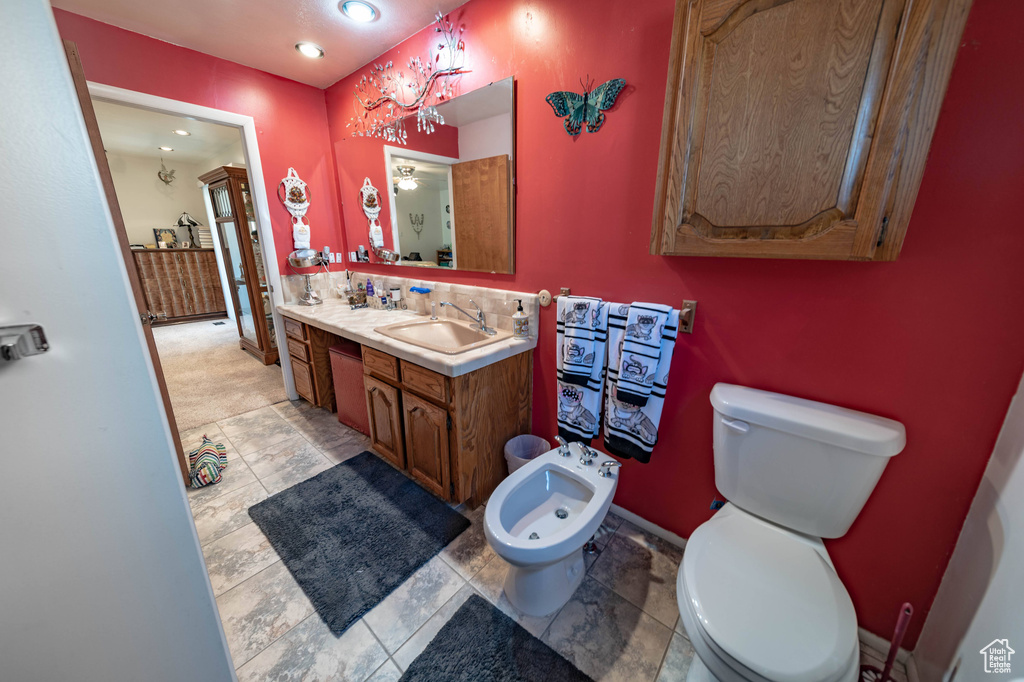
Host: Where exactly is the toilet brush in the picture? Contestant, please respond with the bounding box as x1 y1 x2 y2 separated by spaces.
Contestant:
859 603 913 682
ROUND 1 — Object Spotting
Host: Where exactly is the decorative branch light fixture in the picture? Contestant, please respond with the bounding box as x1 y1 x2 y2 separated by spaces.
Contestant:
347 12 468 144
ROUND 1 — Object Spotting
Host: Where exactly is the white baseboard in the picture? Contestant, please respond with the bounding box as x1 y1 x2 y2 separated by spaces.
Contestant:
609 503 687 549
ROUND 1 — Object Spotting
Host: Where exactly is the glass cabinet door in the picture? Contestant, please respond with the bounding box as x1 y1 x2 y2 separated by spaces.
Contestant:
218 220 257 344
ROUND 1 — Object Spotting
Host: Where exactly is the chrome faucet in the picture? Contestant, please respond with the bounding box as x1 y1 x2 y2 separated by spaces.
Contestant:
554 435 571 457
579 444 599 466
440 299 497 335
598 461 622 478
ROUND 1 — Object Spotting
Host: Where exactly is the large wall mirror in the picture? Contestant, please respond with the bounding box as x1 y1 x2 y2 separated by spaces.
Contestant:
383 77 514 274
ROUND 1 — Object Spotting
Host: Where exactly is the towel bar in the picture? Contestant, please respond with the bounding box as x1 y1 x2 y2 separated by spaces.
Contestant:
541 290 698 335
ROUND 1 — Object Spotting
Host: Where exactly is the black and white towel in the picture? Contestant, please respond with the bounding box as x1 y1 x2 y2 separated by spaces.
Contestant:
615 303 673 406
604 303 678 462
556 296 608 444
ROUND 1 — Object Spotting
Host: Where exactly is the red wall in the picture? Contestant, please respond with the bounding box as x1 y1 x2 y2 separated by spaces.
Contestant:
325 0 1024 645
55 0 1024 647
53 9 346 273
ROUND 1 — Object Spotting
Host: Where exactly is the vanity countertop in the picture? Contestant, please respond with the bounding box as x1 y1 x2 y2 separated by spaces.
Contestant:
277 300 536 377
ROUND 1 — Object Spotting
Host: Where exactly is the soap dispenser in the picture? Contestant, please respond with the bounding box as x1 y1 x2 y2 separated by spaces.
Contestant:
512 299 529 339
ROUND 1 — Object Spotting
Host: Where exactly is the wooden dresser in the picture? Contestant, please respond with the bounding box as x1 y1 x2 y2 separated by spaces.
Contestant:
133 249 226 324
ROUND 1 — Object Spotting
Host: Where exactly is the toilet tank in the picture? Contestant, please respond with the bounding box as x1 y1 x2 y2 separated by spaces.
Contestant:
710 384 906 538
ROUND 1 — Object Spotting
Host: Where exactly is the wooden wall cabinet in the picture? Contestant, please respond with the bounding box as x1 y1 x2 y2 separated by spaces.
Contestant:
650 0 972 261
360 345 532 508
133 249 226 323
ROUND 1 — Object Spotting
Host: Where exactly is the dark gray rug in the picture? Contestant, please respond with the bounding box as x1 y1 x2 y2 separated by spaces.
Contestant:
248 452 470 635
399 595 592 681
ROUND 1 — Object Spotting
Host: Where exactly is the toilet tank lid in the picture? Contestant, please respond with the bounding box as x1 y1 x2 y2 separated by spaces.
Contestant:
710 384 906 457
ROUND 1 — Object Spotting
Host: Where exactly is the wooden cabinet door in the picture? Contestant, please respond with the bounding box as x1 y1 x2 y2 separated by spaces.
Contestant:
364 375 405 468
290 356 315 404
651 0 970 261
402 392 451 500
451 154 513 273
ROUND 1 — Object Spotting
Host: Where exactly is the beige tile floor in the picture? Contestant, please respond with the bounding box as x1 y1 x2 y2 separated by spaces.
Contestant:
183 400 908 682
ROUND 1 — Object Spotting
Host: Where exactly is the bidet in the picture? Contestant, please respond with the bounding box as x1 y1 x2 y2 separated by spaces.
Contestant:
483 442 619 617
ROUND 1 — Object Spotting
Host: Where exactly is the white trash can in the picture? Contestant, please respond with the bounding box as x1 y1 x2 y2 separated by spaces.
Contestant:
504 435 551 475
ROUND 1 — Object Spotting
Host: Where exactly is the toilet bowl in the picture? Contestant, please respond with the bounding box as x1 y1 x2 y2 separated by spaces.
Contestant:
484 442 618 617
676 384 906 681
677 504 860 682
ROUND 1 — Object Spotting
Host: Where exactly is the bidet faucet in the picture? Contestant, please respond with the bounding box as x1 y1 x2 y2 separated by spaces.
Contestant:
554 435 571 457
440 299 497 335
579 445 599 466
598 461 622 478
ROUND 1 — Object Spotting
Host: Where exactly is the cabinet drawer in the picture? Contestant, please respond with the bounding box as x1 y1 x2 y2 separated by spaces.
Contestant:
402 361 449 405
290 356 315 403
362 346 400 384
283 317 306 341
286 337 310 363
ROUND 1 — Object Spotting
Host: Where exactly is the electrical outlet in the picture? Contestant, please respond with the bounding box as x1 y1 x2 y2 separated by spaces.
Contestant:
328 252 336 263
349 251 358 262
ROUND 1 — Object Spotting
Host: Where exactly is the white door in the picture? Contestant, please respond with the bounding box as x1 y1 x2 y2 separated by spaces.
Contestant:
0 3 234 680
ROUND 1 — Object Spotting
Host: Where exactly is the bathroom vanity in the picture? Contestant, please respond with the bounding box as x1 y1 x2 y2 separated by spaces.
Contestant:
278 302 535 508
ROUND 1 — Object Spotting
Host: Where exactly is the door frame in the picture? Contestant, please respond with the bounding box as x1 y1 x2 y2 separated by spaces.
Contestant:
382 145 459 267
87 82 298 403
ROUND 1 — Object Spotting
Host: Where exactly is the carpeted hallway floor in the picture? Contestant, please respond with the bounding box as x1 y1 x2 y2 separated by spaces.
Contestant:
154 319 287 431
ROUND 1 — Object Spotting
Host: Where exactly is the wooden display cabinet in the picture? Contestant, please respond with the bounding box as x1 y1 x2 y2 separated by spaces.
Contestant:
200 166 277 364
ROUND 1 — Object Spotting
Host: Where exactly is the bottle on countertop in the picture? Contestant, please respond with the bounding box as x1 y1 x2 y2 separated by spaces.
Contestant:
512 299 529 339
366 278 375 308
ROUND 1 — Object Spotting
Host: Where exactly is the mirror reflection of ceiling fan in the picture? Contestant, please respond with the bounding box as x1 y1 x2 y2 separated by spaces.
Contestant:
393 165 420 192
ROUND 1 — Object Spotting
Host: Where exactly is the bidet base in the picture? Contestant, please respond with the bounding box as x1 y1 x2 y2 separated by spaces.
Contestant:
503 549 586 617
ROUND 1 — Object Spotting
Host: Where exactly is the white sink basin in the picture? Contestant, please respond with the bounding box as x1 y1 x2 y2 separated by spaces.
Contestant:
375 318 512 354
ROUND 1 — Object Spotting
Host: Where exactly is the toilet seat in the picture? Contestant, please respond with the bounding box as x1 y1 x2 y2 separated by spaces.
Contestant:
680 505 859 682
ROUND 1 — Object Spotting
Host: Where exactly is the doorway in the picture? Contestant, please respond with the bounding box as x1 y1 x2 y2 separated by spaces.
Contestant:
91 97 288 432
64 43 299 484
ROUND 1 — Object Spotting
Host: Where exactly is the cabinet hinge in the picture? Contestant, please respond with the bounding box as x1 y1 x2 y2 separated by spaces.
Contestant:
876 216 889 248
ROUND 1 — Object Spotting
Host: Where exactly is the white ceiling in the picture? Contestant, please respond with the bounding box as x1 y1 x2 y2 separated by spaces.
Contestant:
392 156 448 189
53 0 469 88
93 99 244 164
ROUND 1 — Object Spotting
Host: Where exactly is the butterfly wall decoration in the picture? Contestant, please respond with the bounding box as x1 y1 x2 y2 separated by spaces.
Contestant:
545 77 626 136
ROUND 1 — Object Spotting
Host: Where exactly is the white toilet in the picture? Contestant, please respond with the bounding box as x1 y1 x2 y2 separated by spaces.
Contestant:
484 441 619 617
678 384 906 682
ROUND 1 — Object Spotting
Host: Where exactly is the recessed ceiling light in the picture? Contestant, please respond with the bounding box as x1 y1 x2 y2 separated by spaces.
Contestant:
158 146 174 151
295 41 325 59
172 129 191 136
341 1 377 22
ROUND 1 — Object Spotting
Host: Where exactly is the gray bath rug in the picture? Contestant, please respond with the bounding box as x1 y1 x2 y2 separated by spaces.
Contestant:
248 452 469 635
399 595 592 681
